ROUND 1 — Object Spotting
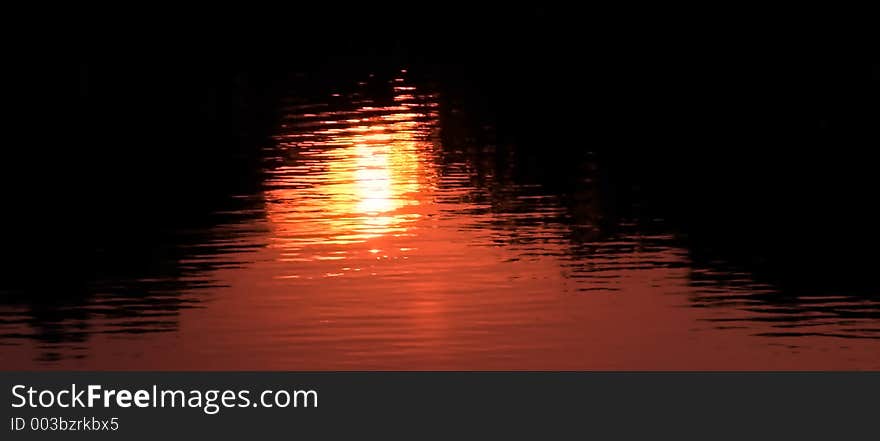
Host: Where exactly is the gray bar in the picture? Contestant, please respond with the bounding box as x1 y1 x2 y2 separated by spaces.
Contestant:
2 372 877 440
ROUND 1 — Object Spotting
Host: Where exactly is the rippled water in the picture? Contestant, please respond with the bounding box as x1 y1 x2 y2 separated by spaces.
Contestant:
2 71 878 369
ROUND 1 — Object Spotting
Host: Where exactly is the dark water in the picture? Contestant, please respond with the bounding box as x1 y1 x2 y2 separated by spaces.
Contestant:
2 65 878 370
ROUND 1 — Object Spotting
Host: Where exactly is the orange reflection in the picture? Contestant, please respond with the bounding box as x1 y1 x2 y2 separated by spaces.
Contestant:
264 80 439 265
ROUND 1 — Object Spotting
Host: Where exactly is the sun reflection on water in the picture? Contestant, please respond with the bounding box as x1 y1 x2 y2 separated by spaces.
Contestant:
264 76 440 263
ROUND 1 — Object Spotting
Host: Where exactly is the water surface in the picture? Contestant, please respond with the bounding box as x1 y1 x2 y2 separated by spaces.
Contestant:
2 71 878 369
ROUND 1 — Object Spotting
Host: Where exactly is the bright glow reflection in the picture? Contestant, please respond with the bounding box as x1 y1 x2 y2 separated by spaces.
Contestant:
264 78 439 262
